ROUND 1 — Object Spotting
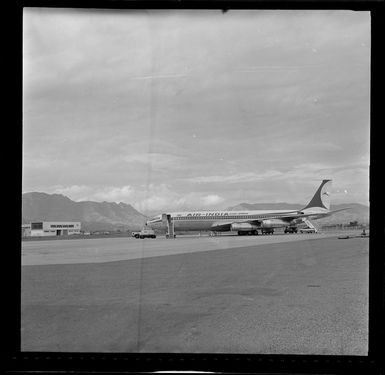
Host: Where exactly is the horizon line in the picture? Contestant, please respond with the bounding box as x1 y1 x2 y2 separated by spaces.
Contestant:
22 190 369 210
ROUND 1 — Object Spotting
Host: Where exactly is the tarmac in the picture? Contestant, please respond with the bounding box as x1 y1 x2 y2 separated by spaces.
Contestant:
22 231 358 266
21 232 368 355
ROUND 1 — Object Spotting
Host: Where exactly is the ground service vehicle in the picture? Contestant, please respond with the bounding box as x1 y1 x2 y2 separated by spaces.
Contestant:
261 228 274 235
299 228 317 233
132 228 156 239
284 226 298 234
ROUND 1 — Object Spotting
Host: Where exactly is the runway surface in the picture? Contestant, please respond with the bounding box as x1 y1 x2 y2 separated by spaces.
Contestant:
22 231 357 266
21 233 368 355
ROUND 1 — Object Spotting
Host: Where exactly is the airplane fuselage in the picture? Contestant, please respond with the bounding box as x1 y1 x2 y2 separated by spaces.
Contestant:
148 209 314 232
146 180 334 235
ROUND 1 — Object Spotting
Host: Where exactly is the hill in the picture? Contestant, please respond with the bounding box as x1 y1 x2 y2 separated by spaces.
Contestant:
22 192 148 232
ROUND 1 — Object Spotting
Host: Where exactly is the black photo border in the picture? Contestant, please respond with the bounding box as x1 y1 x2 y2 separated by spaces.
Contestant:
5 1 384 374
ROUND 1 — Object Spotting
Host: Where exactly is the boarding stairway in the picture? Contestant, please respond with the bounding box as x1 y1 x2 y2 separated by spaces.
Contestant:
302 218 319 232
162 213 175 238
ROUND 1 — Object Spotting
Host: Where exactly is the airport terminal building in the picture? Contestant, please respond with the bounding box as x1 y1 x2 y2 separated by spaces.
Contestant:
22 222 81 237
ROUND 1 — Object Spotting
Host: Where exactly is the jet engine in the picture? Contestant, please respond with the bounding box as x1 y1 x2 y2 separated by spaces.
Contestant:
261 219 288 228
231 223 259 231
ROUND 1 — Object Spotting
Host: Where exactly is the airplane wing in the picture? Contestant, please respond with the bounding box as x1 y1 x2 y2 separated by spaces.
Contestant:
320 207 351 216
293 207 351 221
210 213 297 231
210 207 350 231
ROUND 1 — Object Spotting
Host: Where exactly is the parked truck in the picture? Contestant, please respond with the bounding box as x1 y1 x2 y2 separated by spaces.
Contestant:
284 226 298 234
132 227 156 239
261 227 274 235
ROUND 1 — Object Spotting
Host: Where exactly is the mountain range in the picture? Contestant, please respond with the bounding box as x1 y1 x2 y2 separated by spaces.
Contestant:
22 192 148 232
22 192 369 232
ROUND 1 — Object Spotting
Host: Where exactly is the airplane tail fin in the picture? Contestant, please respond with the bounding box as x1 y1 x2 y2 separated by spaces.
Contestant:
302 179 332 211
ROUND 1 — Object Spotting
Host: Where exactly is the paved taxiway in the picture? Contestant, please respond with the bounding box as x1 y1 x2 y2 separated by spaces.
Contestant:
21 232 368 355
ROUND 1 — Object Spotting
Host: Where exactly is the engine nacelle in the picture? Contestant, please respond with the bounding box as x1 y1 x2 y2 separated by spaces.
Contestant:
231 223 259 231
261 219 288 228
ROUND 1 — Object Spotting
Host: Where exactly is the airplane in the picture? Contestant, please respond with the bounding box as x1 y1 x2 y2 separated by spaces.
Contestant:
146 179 346 237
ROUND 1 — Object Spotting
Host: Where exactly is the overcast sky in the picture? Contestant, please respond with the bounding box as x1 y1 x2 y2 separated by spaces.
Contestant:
23 9 370 214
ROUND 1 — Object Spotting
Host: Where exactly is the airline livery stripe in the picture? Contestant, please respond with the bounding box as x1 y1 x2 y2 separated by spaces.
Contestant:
172 213 299 220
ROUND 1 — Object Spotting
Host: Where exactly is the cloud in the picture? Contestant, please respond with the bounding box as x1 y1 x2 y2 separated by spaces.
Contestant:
51 185 93 198
202 194 225 205
22 10 370 208
185 171 284 184
92 186 135 202
23 156 53 169
123 152 186 170
130 187 226 212
35 183 226 213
